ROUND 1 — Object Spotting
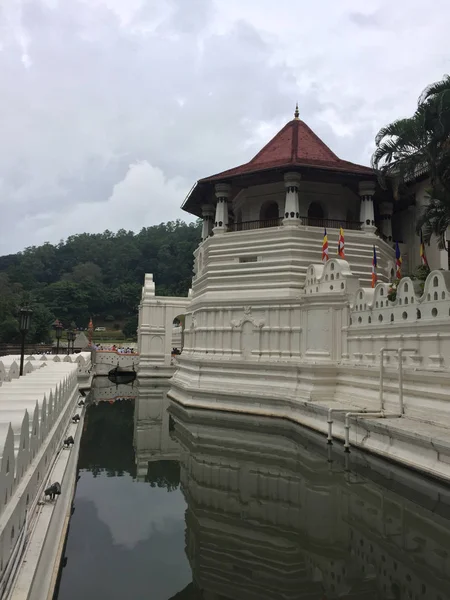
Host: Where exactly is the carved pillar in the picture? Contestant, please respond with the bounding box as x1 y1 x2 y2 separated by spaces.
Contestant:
358 181 376 232
283 172 301 224
379 201 393 241
213 183 231 234
201 204 215 240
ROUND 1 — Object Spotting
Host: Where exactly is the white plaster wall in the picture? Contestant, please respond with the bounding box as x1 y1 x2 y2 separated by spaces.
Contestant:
393 179 447 272
192 226 393 307
0 363 79 576
169 257 450 454
137 274 189 378
231 180 359 224
235 182 284 222
94 352 138 376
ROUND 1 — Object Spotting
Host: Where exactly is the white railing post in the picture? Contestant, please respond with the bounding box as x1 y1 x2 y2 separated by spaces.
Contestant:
397 348 417 415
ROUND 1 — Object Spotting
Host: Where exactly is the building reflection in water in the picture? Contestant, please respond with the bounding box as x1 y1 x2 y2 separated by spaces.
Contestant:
163 400 450 600
134 381 180 482
57 380 450 600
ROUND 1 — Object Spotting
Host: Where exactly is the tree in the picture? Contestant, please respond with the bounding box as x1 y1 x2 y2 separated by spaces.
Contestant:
372 75 450 189
123 315 138 339
0 317 20 343
65 261 103 284
416 184 450 248
28 303 55 344
146 460 180 492
372 75 450 263
0 220 201 332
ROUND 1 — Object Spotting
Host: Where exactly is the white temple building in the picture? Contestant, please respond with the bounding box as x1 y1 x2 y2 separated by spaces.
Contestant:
139 109 450 482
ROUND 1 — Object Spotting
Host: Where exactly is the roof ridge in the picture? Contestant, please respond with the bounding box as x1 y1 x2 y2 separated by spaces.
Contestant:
291 119 299 162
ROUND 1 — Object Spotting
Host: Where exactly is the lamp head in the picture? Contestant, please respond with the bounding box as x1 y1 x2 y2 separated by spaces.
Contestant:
19 307 33 333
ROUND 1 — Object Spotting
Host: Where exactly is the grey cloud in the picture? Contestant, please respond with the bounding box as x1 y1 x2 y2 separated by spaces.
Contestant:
0 0 448 254
348 11 382 28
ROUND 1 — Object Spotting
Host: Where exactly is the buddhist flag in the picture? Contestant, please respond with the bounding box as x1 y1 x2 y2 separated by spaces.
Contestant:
371 246 377 288
395 242 402 279
419 230 428 267
337 227 345 258
322 228 329 263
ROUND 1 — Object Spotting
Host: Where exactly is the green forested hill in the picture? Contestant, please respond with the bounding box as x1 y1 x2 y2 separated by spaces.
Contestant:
0 220 200 343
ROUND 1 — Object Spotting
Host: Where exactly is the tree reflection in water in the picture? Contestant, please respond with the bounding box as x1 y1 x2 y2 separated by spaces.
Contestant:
79 398 136 478
146 460 180 491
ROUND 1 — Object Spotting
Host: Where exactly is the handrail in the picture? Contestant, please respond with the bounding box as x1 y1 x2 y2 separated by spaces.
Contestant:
300 217 362 230
227 217 283 231
227 217 362 232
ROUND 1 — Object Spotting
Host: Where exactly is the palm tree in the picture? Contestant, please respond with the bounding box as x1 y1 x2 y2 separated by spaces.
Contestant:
372 75 450 266
416 185 450 246
416 184 450 270
372 75 450 187
371 106 432 185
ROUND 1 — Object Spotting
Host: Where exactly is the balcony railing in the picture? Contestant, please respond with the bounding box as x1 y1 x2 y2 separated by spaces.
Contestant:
301 217 362 231
228 217 283 231
227 217 362 232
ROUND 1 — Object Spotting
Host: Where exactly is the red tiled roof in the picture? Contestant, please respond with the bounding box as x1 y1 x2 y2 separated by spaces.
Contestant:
200 118 373 182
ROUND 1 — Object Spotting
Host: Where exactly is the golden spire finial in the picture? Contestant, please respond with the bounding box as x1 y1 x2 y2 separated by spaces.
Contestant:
294 102 299 120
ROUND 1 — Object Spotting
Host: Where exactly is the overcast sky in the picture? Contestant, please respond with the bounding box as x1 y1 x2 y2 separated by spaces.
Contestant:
0 0 449 254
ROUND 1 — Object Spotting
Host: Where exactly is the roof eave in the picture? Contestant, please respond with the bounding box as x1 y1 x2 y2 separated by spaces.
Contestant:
200 161 375 183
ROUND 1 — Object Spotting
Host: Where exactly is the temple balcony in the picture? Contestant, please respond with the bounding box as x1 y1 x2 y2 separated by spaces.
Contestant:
227 216 362 232
192 223 394 305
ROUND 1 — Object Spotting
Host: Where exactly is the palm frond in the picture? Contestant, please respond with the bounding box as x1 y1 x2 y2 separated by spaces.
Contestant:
416 185 450 248
419 75 450 105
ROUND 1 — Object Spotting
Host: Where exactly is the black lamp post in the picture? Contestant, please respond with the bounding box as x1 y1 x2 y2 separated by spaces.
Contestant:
70 322 77 354
67 330 76 355
19 307 33 376
53 319 63 355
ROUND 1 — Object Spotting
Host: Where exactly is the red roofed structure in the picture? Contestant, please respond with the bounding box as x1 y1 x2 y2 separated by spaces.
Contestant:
201 114 373 181
182 106 377 220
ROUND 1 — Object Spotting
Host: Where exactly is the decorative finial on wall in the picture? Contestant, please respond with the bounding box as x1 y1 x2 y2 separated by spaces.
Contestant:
294 103 299 120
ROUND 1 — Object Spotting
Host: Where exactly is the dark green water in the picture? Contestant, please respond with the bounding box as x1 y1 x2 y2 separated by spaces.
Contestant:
55 380 450 600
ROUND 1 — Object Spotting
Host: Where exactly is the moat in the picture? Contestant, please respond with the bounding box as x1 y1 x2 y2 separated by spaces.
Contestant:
55 379 450 600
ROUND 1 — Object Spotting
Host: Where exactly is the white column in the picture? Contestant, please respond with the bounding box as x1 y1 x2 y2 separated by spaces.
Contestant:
358 181 376 232
201 204 215 240
379 201 393 241
283 172 301 224
213 183 231 235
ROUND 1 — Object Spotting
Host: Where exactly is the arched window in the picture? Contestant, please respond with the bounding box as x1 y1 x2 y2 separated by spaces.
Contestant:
260 202 279 226
307 202 324 227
